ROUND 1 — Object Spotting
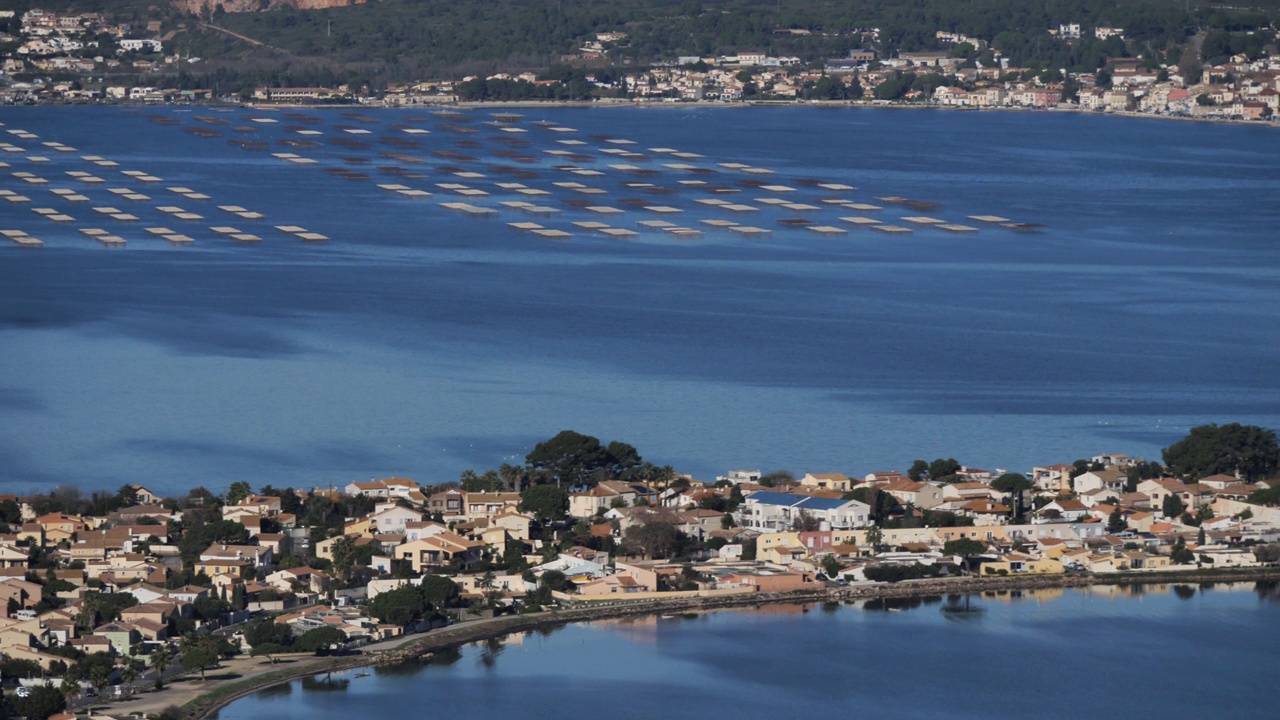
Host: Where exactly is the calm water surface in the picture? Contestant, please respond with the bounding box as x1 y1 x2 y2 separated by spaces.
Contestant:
2 107 1278 493
216 584 1280 719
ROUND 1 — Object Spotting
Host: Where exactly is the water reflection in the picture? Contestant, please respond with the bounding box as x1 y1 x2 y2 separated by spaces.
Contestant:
301 675 350 692
941 594 986 622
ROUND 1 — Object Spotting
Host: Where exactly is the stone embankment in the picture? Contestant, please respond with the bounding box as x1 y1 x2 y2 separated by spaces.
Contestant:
182 567 1280 719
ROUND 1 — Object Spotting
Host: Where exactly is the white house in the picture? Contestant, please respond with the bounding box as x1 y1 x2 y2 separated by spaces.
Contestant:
736 492 870 532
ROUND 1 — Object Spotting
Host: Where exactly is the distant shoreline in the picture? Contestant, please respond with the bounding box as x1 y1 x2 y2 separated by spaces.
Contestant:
5 99 1276 130
163 567 1280 720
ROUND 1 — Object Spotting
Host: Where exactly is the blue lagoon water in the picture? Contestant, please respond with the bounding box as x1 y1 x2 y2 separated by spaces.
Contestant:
1 107 1278 493
215 584 1280 719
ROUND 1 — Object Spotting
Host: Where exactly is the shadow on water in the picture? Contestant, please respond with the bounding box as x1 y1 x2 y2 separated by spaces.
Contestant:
864 595 935 613
301 675 350 692
1255 580 1280 603
478 637 505 670
940 593 986 622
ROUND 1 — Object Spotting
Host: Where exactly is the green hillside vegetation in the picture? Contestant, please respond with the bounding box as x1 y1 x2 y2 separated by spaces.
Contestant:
22 0 1279 92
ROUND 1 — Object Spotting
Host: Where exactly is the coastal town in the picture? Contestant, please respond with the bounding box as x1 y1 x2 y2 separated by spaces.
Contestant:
1 424 1278 719
1 7 1278 124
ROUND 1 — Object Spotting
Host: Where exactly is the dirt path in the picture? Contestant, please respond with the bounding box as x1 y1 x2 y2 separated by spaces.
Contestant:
198 22 287 53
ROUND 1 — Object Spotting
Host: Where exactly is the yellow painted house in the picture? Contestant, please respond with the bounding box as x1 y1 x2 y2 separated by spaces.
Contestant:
982 554 1064 576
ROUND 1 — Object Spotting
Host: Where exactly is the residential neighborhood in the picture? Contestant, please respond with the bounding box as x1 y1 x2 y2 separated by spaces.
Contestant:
1 8 1277 125
2 423 1279 718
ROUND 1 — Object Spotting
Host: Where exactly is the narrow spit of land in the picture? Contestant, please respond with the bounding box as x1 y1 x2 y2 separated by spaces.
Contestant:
81 568 1280 720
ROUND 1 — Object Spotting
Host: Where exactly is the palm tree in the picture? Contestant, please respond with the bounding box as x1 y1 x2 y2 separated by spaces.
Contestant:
149 646 171 689
120 658 142 695
60 674 80 704
89 666 111 699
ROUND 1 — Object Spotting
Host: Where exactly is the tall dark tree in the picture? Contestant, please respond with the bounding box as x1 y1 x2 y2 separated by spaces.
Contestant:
1106 507 1127 533
525 430 612 487
519 484 568 521
1162 423 1279 482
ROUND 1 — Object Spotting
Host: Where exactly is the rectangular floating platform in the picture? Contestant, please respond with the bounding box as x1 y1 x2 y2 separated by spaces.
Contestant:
844 203 882 211
638 220 677 229
217 205 248 213
701 219 739 227
397 190 432 198
721 204 759 212
516 189 551 196
531 229 572 239
818 183 855 191
122 194 150 201
500 200 535 208
79 228 110 237
755 198 790 206
146 227 176 236
782 203 820 212
168 186 196 194
297 232 329 242
378 184 411 191
938 224 979 233
902 216 945 225
94 207 122 215
10 235 43 246
839 216 882 226
508 222 545 231
275 225 307 233
519 205 559 215
730 226 771 236
968 215 1011 223
572 221 611 230
870 224 913 234
166 234 196 244
173 213 204 221
439 202 497 217
97 235 126 246
585 206 623 214
109 214 139 221
643 206 682 214
210 226 241 235
759 185 796 193
236 212 266 220
664 228 703 238
232 234 262 242
807 225 848 235
599 228 638 239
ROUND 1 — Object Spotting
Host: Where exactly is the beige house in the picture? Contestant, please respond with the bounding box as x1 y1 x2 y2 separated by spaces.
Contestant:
396 532 483 573
880 479 944 509
799 473 855 493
